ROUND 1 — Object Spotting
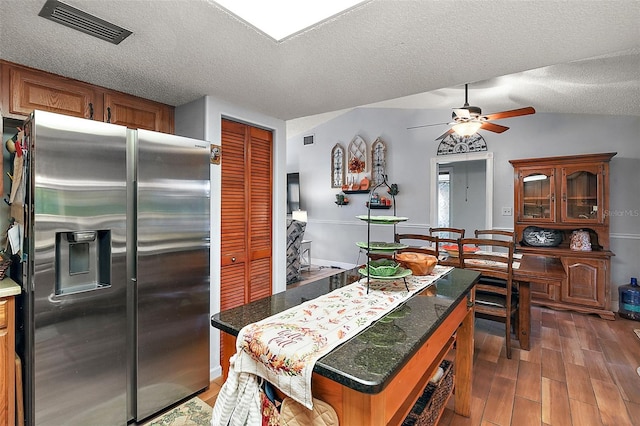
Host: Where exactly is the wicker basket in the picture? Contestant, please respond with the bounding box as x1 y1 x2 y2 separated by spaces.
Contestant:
0 258 12 280
402 360 454 426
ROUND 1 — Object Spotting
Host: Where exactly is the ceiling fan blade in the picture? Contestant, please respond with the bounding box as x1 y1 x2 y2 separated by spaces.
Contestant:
407 122 449 130
435 128 454 141
483 107 535 121
481 122 509 133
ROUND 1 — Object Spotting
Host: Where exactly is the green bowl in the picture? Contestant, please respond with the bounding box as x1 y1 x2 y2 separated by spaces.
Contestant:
366 259 400 276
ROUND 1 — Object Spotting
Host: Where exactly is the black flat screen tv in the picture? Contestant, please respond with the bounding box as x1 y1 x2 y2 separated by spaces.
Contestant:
287 173 300 214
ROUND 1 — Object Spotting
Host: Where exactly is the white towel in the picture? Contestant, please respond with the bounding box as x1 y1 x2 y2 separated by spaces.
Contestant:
429 367 444 384
211 355 262 426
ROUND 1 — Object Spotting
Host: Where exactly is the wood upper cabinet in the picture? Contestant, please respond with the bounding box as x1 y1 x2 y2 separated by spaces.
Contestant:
1 60 173 133
513 157 611 227
104 91 173 133
511 153 615 243
560 163 604 224
515 166 556 223
2 62 99 120
510 152 616 320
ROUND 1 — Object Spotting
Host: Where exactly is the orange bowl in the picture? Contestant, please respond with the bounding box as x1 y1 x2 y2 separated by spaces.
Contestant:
441 245 479 257
395 252 437 275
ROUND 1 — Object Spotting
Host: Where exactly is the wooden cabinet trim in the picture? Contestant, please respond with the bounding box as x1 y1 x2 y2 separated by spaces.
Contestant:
509 152 617 167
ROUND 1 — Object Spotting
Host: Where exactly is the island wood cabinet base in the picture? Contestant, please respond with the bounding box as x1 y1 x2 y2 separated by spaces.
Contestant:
220 294 474 425
1 296 16 426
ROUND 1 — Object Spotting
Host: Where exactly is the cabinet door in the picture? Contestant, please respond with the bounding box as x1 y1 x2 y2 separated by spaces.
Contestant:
531 281 560 303
220 119 273 310
516 166 556 222
561 163 604 223
104 92 174 133
561 258 606 308
5 64 98 119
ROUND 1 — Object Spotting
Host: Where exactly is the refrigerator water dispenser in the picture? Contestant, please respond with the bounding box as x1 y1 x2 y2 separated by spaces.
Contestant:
55 230 111 294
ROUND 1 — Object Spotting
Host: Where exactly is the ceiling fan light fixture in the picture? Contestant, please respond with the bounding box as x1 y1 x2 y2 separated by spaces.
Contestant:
452 121 482 136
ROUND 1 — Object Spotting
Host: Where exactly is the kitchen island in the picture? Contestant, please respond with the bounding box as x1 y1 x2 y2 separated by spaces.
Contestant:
211 267 479 425
1 278 20 426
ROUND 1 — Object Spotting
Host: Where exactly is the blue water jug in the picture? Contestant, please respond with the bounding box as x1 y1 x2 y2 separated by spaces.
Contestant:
619 277 640 321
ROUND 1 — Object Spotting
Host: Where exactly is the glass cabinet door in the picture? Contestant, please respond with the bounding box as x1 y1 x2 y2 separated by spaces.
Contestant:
561 164 603 223
519 167 555 222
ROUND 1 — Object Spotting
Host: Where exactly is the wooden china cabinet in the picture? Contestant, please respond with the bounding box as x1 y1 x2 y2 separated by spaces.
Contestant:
510 152 616 320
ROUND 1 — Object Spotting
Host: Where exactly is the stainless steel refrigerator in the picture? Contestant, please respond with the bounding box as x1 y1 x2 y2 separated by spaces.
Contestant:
17 110 210 425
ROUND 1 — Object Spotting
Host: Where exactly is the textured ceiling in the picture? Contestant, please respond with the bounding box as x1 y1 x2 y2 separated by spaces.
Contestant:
1 0 639 122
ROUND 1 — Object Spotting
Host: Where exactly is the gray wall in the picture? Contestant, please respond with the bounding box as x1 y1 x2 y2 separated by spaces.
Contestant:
287 107 640 307
448 160 486 234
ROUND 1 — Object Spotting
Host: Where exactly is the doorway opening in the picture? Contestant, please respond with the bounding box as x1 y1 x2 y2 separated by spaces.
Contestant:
430 152 494 232
438 167 452 228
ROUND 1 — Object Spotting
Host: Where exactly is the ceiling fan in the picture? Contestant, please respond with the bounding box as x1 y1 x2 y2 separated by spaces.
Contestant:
407 83 535 140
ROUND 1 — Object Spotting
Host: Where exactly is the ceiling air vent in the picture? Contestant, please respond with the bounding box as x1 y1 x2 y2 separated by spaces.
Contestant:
303 135 314 145
39 0 132 45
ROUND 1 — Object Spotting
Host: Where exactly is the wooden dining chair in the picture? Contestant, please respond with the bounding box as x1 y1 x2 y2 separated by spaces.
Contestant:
429 228 465 266
394 233 439 258
459 237 518 358
474 229 516 242
429 227 465 244
429 228 464 268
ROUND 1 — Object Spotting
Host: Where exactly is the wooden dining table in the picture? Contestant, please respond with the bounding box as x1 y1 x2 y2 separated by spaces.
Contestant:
441 252 565 351
513 254 565 350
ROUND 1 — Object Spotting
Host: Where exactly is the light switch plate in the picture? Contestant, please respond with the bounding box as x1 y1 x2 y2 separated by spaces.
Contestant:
502 207 513 216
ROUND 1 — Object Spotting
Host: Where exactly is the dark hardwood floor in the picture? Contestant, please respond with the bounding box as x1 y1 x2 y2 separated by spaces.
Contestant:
201 266 640 425
440 307 640 425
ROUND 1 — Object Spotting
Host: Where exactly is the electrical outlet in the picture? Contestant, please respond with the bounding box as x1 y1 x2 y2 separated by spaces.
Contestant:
502 207 513 216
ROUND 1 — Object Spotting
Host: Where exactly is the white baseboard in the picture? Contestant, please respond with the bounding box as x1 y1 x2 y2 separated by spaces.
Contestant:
210 365 222 381
313 258 357 270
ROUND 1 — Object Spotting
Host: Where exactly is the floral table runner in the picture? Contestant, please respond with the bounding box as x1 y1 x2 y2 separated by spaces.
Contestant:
465 251 522 269
233 265 453 409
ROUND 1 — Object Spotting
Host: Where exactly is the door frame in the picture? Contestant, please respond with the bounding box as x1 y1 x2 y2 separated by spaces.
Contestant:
430 151 494 231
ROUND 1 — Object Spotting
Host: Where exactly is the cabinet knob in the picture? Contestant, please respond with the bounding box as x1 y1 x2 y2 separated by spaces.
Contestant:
231 257 236 262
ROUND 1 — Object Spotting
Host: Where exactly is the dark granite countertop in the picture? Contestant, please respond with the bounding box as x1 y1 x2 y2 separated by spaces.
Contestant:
211 267 479 394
